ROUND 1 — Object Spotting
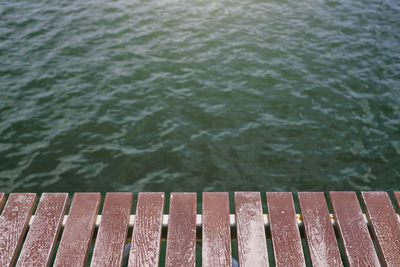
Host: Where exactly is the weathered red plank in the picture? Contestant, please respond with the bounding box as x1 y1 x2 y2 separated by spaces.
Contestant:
0 193 37 267
235 192 268 267
202 192 232 267
330 192 380 266
165 193 197 267
298 192 343 267
361 191 400 266
54 193 101 267
16 193 68 267
90 192 132 267
267 192 305 267
0 193 5 212
394 192 400 211
128 192 165 267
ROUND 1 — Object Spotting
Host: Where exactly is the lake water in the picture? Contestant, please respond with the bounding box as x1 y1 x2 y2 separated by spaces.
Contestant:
1 0 399 194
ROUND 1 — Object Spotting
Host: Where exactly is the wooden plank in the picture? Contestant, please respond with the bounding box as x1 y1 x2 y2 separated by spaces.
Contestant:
16 193 68 267
54 193 101 267
298 192 343 267
165 193 197 267
235 192 268 267
361 191 400 266
128 192 165 267
329 192 380 267
90 192 132 267
394 191 400 211
267 192 305 267
202 192 232 267
0 193 37 267
0 193 5 212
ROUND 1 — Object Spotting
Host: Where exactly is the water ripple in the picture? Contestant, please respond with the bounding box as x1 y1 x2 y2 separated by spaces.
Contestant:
0 0 399 193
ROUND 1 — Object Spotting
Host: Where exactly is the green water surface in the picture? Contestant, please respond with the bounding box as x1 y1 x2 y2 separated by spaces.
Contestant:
1 0 399 193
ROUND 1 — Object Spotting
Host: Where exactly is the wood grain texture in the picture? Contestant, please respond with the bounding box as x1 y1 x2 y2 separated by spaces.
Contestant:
235 192 269 267
165 193 197 267
0 193 37 267
298 192 343 267
0 193 5 212
128 192 165 267
329 192 380 267
54 193 101 267
202 192 232 267
16 193 68 267
394 192 400 211
361 191 400 266
90 192 132 267
267 192 305 267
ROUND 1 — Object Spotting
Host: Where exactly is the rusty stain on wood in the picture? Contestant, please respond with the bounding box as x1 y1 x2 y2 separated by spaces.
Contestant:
235 192 269 267
267 192 305 267
129 192 164 267
361 191 400 266
16 193 68 267
0 193 37 267
202 192 232 267
90 192 132 267
298 192 343 267
54 193 101 267
330 192 380 267
165 193 197 267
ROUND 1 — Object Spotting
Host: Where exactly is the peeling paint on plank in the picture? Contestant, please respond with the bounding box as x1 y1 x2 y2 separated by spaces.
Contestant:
362 192 400 266
235 192 269 267
165 193 196 267
54 193 101 267
16 193 67 267
267 192 305 267
203 192 232 267
298 192 343 267
330 192 380 267
129 192 164 267
90 192 132 267
0 193 37 267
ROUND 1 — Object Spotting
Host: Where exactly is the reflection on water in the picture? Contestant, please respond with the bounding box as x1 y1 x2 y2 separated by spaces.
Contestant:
0 0 399 193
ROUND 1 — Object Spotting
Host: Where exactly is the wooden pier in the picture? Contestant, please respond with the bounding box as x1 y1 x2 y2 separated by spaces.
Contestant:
0 191 400 266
